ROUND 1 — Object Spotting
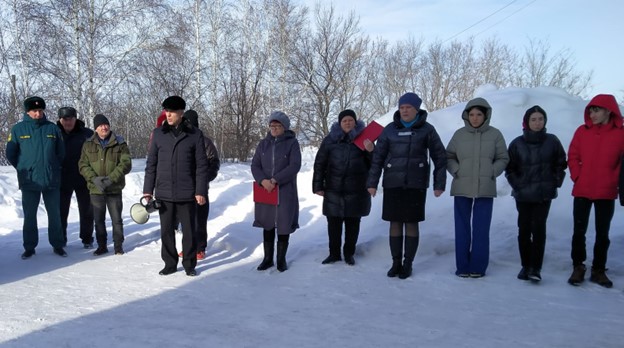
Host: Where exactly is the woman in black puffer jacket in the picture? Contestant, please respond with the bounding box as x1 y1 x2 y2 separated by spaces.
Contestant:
367 93 447 279
506 105 567 282
313 109 373 266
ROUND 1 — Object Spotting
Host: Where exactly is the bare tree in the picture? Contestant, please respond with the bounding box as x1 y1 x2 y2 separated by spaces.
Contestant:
287 3 368 144
514 38 592 97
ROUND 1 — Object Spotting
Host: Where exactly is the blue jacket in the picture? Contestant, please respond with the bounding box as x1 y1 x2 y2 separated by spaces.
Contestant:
6 113 65 191
251 130 301 234
368 110 447 191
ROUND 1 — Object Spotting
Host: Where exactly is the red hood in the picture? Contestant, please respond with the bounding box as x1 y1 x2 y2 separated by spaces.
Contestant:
584 94 623 128
156 110 166 127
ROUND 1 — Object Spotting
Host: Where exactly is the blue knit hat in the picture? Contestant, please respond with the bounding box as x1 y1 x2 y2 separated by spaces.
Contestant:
268 111 290 130
398 93 422 110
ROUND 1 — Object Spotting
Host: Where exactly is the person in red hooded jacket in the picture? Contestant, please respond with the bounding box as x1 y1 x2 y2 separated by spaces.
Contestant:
567 94 624 288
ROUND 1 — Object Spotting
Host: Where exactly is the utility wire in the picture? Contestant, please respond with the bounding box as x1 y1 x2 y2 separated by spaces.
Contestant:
443 0 519 43
474 0 537 38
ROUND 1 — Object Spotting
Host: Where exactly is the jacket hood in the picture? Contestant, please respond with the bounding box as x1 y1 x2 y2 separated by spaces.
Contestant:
584 94 623 128
392 109 428 128
328 119 365 141
462 97 492 129
264 129 297 141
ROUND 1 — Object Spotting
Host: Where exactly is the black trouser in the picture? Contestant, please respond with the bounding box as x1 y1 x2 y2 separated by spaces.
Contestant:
174 201 209 252
516 200 551 270
159 200 197 272
327 216 361 257
91 194 124 248
571 197 614 269
196 201 209 252
60 185 94 244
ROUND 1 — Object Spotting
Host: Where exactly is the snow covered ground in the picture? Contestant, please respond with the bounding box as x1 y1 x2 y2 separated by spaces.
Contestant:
1 86 624 347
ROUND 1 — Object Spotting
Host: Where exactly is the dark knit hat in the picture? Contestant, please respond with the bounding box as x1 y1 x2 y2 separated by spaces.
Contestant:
522 105 547 130
93 114 110 129
268 111 290 130
58 107 77 118
338 109 357 123
398 92 422 110
162 96 186 110
184 109 199 128
24 96 46 112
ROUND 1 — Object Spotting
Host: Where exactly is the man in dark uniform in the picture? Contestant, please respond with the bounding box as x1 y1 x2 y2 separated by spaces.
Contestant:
6 96 67 259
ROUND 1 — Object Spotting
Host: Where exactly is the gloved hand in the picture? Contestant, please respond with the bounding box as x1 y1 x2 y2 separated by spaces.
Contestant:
101 177 113 189
93 176 106 192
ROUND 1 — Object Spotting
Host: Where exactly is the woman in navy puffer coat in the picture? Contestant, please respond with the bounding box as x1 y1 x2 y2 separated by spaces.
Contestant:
367 93 447 279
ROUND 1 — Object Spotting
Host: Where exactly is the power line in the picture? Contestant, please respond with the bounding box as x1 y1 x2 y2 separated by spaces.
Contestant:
474 0 537 38
443 0 519 43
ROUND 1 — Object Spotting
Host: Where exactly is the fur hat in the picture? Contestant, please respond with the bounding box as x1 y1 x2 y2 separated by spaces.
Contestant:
268 111 290 130
398 92 422 110
522 105 547 130
93 114 110 129
24 96 46 112
58 107 77 118
183 109 199 128
338 109 357 123
162 96 186 110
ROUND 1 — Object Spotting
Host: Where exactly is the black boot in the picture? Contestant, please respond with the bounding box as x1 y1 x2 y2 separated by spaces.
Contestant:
399 236 419 279
257 241 274 271
276 241 289 272
387 236 403 277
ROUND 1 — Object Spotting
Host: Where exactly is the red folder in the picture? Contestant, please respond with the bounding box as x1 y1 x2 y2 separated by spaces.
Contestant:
353 120 384 150
253 181 279 205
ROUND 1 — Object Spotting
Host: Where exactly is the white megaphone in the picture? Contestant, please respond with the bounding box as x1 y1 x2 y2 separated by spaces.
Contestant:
130 196 161 224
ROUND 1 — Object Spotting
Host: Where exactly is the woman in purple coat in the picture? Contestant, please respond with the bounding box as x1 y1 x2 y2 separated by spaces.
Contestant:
251 111 301 272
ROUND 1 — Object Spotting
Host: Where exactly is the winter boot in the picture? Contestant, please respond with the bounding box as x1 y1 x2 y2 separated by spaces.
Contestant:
276 241 289 272
387 236 403 277
590 268 613 288
323 219 342 264
399 236 419 279
517 267 530 280
567 264 586 286
528 268 541 282
322 254 341 264
93 245 109 256
257 241 275 271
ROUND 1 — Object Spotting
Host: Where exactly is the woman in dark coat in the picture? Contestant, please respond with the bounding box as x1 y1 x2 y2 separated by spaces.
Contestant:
367 93 447 279
506 105 567 282
251 111 301 272
313 109 373 266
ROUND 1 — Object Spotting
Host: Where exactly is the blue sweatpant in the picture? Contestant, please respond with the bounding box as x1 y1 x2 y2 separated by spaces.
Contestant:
454 196 493 275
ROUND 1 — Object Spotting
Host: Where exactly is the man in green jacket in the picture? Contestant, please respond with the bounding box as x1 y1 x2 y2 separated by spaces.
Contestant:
6 96 67 259
79 114 132 255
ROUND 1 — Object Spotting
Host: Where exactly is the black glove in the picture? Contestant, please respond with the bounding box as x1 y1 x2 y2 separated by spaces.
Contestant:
101 177 113 189
93 176 106 192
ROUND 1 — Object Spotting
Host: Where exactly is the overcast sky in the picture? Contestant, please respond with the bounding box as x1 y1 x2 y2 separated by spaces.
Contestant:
298 0 624 98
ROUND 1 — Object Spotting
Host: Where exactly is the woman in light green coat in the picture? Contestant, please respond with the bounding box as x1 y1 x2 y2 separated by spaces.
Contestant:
446 97 509 278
